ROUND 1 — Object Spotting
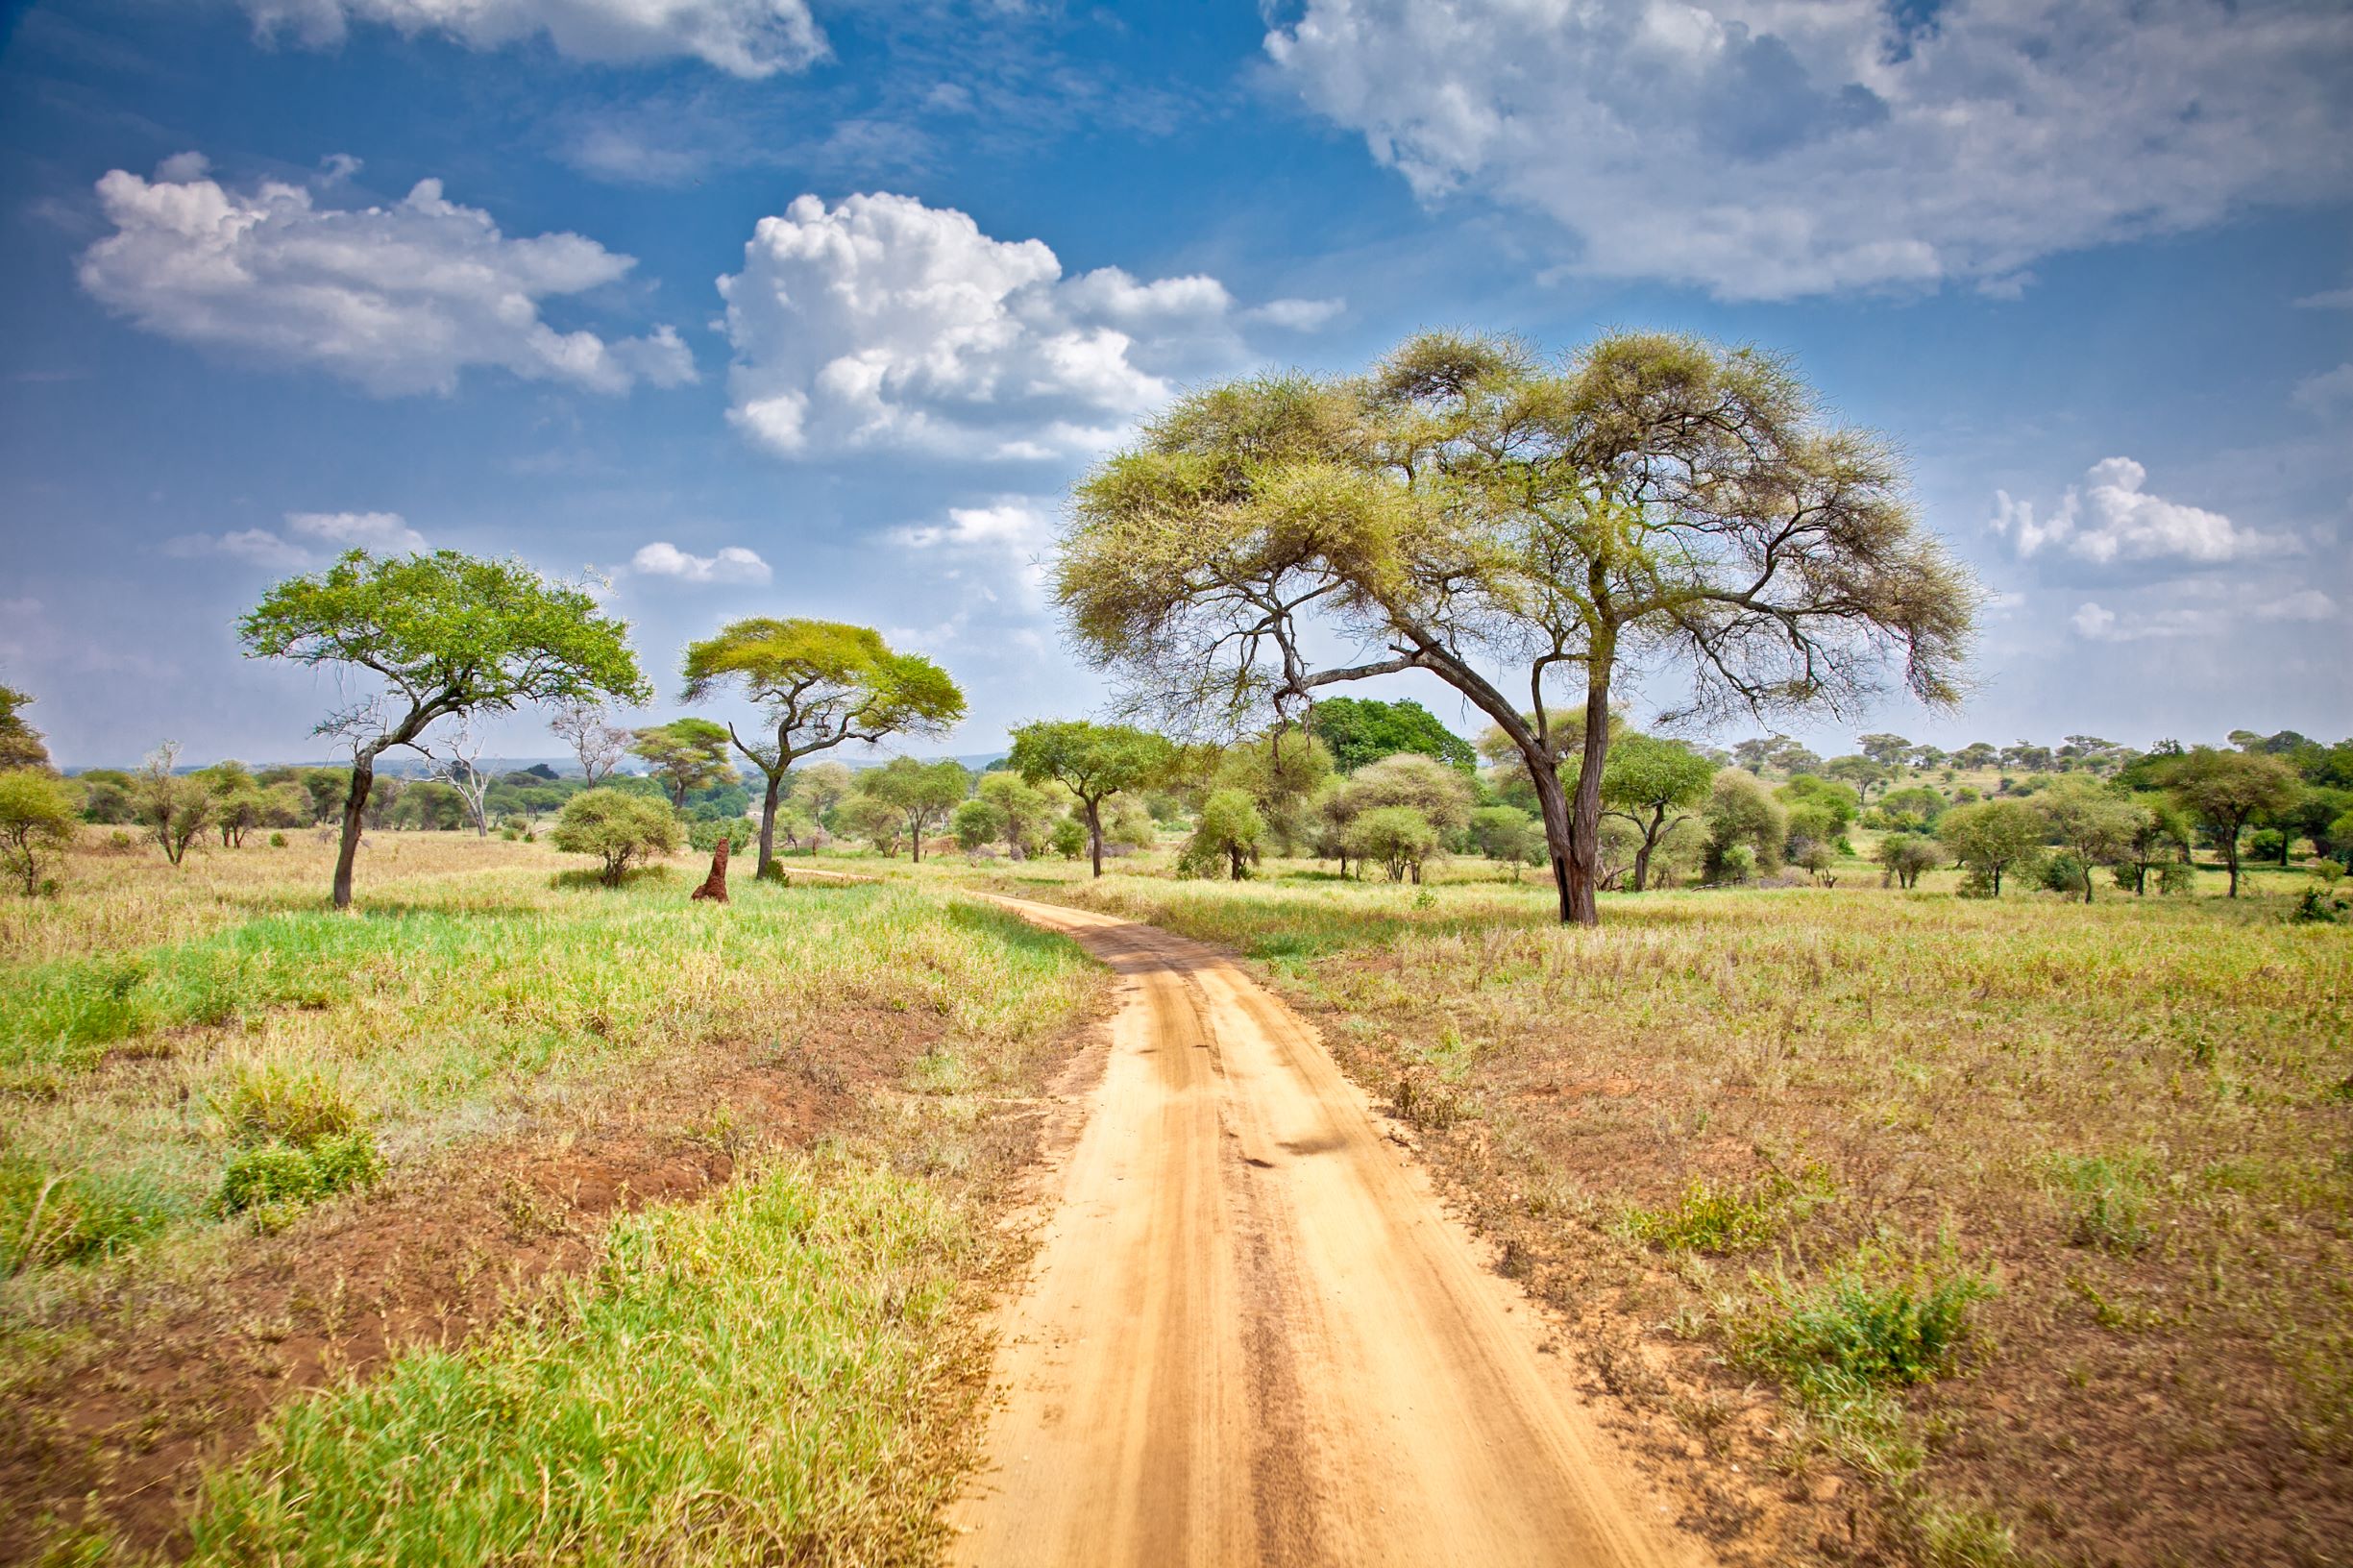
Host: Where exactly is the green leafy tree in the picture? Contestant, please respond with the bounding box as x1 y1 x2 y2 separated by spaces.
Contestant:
0 768 78 894
1335 752 1475 835
1824 754 1892 801
1007 721 1173 877
2160 747 2303 897
1703 771 1787 880
631 719 734 809
951 796 1004 853
1048 816 1088 860
788 760 856 853
976 771 1056 859
2032 775 2149 903
133 742 213 867
2114 796 2194 895
1597 733 1716 892
239 551 649 909
1937 799 2044 895
1056 331 1973 925
853 758 971 864
1306 697 1476 772
1875 832 1939 890
551 788 682 886
0 682 52 771
74 769 135 824
680 619 964 878
1345 805 1440 882
1178 788 1265 880
1213 729 1335 852
1856 733 1912 770
1469 804 1546 879
1875 785 1948 831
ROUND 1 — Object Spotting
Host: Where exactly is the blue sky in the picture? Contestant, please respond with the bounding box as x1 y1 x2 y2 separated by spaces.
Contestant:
3 0 2348 768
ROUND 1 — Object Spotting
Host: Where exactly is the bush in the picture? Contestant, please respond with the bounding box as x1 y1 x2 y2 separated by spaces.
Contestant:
267 830 288 847
686 816 753 854
0 767 80 895
1048 817 1087 859
2049 1154 2153 1254
2040 850 2088 894
551 789 682 886
214 1132 381 1225
1740 1262 1995 1399
1626 1168 1827 1253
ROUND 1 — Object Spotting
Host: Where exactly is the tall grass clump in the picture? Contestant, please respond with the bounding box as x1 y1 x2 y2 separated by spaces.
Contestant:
0 1157 180 1274
184 1154 983 1567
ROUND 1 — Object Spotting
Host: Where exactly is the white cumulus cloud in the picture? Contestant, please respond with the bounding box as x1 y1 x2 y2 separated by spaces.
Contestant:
161 509 429 568
627 541 772 583
891 500 1055 604
79 158 698 397
1991 458 2286 568
719 192 1324 460
239 0 824 76
1265 0 2353 299
286 510 429 552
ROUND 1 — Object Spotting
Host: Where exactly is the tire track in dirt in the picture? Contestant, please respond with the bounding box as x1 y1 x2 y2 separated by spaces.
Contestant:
949 894 1712 1568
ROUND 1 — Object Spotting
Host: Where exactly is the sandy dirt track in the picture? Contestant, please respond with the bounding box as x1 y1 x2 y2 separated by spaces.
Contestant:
949 894 1709 1568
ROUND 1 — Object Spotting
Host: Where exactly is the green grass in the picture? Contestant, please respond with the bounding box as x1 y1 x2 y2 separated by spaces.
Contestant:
184 1153 984 1567
4 832 1109 1560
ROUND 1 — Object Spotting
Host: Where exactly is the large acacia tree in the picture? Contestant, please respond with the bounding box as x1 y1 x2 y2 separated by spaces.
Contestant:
240 551 650 908
680 619 964 877
1056 331 1975 924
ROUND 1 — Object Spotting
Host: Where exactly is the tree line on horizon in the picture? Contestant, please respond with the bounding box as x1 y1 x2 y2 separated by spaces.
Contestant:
4 327 2346 916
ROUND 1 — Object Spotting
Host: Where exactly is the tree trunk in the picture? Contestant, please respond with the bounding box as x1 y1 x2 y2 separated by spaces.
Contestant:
910 818 923 864
1630 806 1665 894
332 754 374 911
1558 662 1613 927
2223 823 2242 897
756 771 783 877
1085 797 1105 878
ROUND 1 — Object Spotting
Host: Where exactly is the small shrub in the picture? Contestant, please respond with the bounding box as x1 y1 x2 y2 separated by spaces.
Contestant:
1626 1168 1828 1253
551 789 683 886
2039 851 2088 894
214 1143 322 1217
267 831 288 848
2292 887 2347 924
1739 1260 1995 1399
1393 1072 1468 1130
687 816 753 854
213 1132 380 1223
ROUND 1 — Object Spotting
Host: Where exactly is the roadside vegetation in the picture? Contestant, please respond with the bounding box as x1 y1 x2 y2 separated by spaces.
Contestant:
0 832 1102 1561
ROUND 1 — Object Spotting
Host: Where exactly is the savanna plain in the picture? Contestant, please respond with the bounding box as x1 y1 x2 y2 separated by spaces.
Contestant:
1 812 2344 1568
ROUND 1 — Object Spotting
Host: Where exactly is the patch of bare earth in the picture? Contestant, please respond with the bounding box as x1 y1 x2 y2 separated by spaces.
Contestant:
0 1002 1102 1563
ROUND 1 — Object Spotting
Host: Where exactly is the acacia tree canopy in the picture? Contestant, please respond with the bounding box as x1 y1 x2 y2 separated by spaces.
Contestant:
1055 330 1974 926
1007 720 1171 878
239 550 650 909
681 619 964 876
631 718 734 808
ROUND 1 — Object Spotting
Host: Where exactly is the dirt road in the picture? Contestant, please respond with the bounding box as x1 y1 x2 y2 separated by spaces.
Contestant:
950 894 1708 1568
